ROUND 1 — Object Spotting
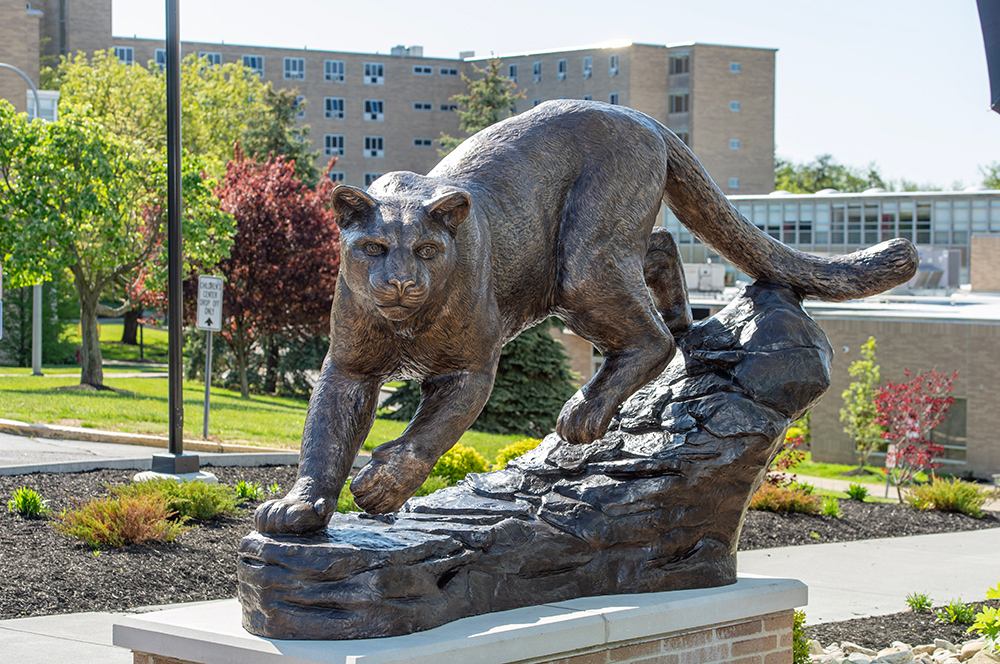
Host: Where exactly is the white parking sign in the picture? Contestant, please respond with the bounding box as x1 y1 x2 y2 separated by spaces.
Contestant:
197 276 223 332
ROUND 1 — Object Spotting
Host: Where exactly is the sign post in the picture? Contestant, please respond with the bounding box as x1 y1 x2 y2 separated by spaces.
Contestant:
884 443 898 498
197 276 223 438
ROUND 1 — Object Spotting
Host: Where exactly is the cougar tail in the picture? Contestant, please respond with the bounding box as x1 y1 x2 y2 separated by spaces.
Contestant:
661 133 918 302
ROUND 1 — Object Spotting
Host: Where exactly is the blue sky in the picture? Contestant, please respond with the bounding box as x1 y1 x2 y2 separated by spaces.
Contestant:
114 0 1000 190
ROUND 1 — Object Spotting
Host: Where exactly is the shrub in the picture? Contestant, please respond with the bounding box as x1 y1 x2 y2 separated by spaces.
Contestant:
749 483 821 514
234 480 263 502
793 610 810 664
430 444 489 485
7 487 49 518
968 583 1000 653
113 479 236 520
846 483 869 501
906 591 933 612
494 438 543 468
905 477 996 519
54 493 190 549
266 482 281 496
820 496 842 518
414 475 451 497
938 598 977 625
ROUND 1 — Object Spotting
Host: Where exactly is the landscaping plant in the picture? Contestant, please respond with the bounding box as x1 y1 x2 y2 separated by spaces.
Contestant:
7 487 49 518
414 476 451 497
937 598 977 625
968 583 1000 654
428 443 489 485
235 480 264 502
905 476 996 519
875 369 957 501
793 610 810 664
820 496 843 518
337 480 357 513
493 438 543 468
905 591 933 613
846 483 869 501
54 493 190 549
749 483 821 514
112 479 237 520
840 337 885 472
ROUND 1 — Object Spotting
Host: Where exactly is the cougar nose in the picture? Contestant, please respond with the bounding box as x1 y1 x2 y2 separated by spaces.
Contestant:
388 278 416 295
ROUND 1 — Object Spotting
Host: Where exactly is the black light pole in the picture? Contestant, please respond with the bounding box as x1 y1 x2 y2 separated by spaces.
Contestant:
152 0 198 475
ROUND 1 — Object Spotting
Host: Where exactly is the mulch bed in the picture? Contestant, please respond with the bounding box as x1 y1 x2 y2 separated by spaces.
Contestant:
1 465 997 649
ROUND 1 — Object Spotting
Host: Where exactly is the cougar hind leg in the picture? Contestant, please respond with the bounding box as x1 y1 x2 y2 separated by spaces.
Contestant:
644 227 693 335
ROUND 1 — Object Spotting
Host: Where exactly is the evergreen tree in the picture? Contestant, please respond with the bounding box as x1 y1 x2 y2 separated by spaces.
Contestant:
383 320 577 438
438 58 525 156
839 336 884 471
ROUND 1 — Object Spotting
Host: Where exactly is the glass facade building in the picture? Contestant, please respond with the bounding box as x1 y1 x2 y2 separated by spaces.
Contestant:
662 189 1000 284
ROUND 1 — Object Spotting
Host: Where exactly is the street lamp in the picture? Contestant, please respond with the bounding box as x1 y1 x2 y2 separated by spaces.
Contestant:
0 61 46 377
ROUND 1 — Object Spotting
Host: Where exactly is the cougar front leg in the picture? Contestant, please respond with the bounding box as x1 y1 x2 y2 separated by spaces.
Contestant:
351 369 496 514
254 354 380 534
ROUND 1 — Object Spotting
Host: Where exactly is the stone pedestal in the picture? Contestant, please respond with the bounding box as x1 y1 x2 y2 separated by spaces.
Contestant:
113 576 807 664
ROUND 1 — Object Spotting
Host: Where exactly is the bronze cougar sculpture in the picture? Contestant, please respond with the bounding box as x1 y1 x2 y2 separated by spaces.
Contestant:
255 100 917 533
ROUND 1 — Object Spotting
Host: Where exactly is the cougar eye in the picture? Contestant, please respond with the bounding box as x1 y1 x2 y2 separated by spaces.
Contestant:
415 244 437 259
363 242 385 257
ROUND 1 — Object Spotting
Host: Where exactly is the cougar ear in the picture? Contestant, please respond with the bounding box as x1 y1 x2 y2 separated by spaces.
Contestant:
331 185 377 229
426 191 471 235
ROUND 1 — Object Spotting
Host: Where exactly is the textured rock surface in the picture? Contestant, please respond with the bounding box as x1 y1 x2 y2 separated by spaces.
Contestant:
237 282 833 639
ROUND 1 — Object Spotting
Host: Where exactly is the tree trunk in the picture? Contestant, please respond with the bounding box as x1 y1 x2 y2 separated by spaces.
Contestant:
234 325 250 399
263 335 280 394
122 307 141 345
79 295 104 387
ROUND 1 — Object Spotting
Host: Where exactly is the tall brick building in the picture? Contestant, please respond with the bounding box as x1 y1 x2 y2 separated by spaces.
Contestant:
1 0 776 192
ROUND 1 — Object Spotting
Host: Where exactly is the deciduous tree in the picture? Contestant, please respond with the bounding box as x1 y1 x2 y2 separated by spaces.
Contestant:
213 150 340 398
839 336 885 471
438 58 525 156
774 154 887 193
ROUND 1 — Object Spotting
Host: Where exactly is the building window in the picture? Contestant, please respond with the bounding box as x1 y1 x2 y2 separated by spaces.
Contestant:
414 138 433 147
582 94 593 101
730 101 741 112
328 171 345 183
729 139 741 150
324 134 345 156
533 98 542 107
364 173 382 187
439 67 459 77
27 90 59 122
199 51 222 66
582 56 593 79
325 60 345 82
413 65 433 75
413 101 433 111
729 178 741 189
324 97 345 119
668 92 689 113
114 46 134 66
154 49 166 70
364 62 385 84
609 53 619 76
364 136 385 158
669 53 689 74
532 61 542 83
730 62 742 73
609 93 619 105
557 59 567 81
284 57 305 80
440 103 458 111
242 54 264 76
508 63 517 83
364 99 385 121
294 95 306 118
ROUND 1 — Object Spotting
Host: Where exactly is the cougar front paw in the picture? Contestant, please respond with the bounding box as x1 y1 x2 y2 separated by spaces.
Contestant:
556 392 613 446
254 496 331 534
351 455 430 514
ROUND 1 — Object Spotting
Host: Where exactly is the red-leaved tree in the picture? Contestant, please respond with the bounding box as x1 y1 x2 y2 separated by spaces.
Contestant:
214 150 340 397
874 369 957 500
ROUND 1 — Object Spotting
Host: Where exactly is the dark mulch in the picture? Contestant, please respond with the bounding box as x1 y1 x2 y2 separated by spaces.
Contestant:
1 466 997 650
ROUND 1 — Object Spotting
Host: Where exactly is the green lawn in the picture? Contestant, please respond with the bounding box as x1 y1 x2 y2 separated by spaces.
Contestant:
60 322 170 363
0 373 525 460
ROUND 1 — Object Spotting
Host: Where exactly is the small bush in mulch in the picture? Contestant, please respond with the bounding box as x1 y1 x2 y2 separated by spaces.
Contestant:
54 492 191 549
749 483 821 514
905 477 999 519
7 486 49 518
111 479 237 521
